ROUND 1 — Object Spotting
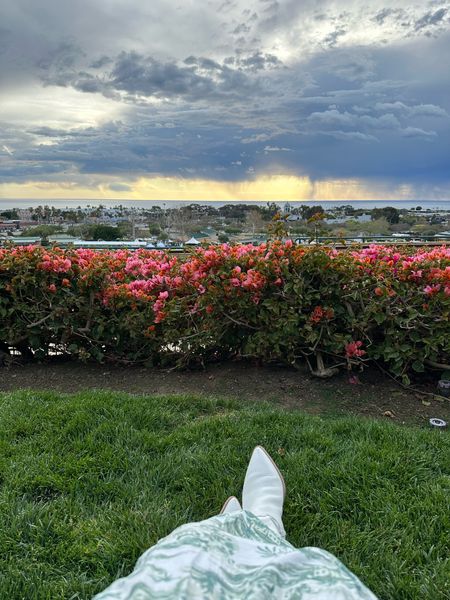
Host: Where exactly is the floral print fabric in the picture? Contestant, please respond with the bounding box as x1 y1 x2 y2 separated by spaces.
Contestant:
94 511 377 599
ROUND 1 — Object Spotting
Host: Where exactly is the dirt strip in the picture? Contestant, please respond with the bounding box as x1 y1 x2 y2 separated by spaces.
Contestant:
1 359 449 427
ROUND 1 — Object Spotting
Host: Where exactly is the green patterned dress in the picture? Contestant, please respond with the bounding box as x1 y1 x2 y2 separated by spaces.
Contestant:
94 511 377 599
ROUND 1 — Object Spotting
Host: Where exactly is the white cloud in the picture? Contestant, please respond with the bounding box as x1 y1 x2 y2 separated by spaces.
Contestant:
263 145 292 152
400 126 437 138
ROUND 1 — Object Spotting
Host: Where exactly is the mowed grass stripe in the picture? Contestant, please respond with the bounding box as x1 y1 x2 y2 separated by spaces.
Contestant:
0 390 448 599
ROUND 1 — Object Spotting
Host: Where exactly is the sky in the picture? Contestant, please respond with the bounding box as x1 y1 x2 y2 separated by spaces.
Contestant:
1 0 450 201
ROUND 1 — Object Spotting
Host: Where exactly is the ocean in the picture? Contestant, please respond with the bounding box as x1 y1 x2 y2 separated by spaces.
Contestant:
1 199 450 211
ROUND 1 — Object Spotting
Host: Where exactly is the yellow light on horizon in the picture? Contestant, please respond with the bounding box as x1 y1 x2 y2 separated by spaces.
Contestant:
0 174 416 201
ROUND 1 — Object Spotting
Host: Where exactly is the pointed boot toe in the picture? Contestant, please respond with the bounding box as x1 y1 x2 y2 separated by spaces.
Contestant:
220 496 242 515
242 446 286 536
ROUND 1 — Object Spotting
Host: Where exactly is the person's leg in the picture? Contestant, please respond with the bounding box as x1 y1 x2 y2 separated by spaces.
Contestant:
242 445 286 537
94 446 378 599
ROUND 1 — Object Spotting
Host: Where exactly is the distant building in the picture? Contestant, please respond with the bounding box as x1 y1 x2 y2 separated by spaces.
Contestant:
0 220 20 231
3 237 40 245
185 237 200 246
48 234 78 241
428 215 447 225
324 214 371 224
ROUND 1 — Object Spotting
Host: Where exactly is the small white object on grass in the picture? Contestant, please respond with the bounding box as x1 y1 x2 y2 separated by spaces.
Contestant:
429 418 447 429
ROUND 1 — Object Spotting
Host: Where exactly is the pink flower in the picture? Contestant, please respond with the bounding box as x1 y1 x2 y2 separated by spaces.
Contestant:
345 341 366 359
159 290 169 300
423 284 441 296
154 311 166 323
48 283 57 293
189 302 199 315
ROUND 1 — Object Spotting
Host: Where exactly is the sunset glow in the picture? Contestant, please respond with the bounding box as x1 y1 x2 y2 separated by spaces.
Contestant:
0 175 426 202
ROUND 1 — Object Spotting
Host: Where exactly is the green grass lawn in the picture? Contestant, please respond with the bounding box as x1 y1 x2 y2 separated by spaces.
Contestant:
0 390 448 599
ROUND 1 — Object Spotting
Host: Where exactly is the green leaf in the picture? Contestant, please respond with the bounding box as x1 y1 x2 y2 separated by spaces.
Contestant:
412 360 425 373
374 313 386 324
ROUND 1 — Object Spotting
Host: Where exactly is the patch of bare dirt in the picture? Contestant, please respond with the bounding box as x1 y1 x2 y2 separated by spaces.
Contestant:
0 359 449 427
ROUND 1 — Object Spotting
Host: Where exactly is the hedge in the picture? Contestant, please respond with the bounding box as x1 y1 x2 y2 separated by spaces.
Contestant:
0 242 449 383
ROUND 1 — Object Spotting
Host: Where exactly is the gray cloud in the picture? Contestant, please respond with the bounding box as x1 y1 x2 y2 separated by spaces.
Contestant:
400 126 437 138
374 101 448 117
110 52 215 98
322 27 347 48
372 8 405 25
225 50 283 71
29 126 96 137
89 55 113 69
319 130 379 142
109 183 132 191
414 8 448 31
40 48 282 103
307 109 354 127
1 0 450 192
232 23 251 34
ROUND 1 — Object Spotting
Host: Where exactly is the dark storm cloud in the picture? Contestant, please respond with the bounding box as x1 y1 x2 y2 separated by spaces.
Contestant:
110 52 215 98
40 47 282 103
1 0 450 193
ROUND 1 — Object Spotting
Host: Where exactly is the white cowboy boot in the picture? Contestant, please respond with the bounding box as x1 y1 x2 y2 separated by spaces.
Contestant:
219 496 242 515
242 446 286 537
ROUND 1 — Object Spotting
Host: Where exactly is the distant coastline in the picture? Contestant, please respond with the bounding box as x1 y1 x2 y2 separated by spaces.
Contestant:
2 199 450 211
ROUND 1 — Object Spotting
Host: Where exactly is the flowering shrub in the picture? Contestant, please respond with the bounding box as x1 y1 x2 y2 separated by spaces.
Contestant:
0 243 449 382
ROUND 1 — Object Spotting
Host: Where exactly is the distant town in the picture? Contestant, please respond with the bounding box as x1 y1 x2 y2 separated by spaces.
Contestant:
1 202 449 248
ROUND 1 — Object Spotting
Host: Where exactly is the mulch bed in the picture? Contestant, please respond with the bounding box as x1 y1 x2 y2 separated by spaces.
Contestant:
1 359 449 427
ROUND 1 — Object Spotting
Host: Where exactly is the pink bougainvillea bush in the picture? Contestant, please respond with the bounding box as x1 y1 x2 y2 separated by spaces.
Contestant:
0 242 449 382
